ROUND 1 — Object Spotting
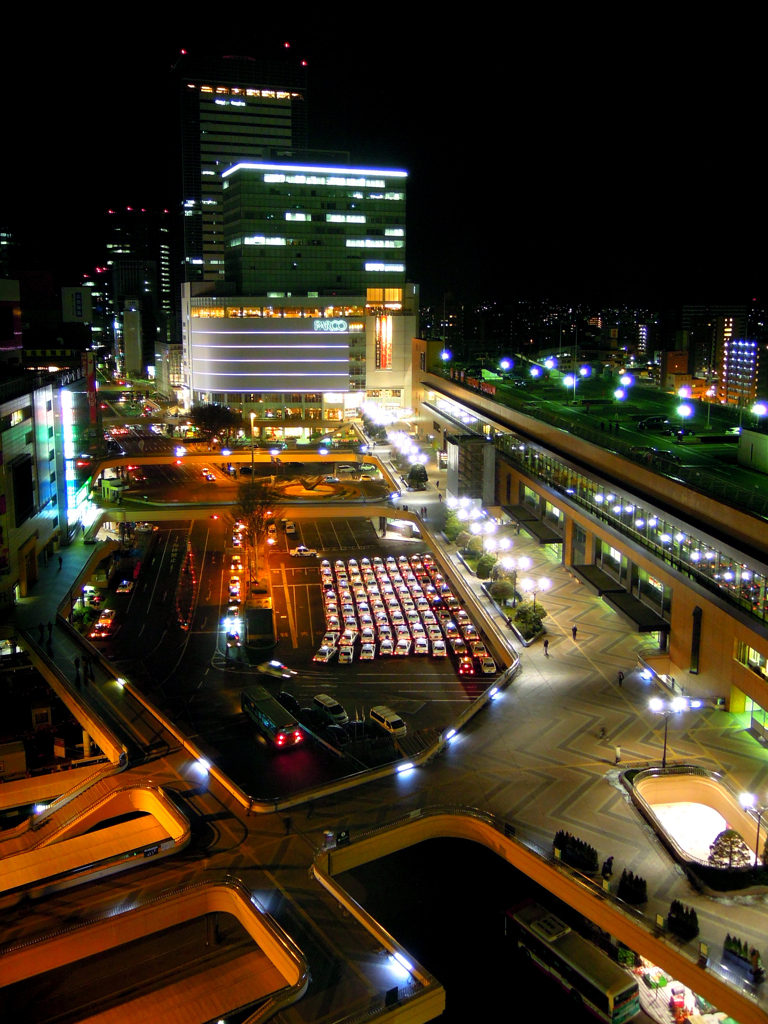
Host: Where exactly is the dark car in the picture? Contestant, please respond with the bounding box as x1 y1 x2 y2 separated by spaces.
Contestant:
298 707 327 732
277 691 301 717
323 724 350 748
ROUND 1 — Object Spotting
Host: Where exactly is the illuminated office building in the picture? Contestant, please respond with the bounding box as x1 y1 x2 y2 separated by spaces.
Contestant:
222 161 407 296
181 160 417 436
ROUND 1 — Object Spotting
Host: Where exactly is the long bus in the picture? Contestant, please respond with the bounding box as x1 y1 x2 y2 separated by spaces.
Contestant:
506 902 640 1023
241 687 303 749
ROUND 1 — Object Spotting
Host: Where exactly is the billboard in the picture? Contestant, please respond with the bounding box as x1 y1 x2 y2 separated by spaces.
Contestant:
188 317 350 393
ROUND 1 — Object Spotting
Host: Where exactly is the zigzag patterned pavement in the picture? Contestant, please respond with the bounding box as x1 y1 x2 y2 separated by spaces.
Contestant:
306 525 768 955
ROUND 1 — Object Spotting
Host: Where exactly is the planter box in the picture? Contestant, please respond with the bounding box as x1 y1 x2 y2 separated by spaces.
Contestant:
508 620 546 648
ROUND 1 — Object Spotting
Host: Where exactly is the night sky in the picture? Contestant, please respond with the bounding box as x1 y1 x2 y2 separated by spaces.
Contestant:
3 19 763 309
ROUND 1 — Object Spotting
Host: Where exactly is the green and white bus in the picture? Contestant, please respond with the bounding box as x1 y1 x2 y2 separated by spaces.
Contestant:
507 902 640 1023
241 686 303 749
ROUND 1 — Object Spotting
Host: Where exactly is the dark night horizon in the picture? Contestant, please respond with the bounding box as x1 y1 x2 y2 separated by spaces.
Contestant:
2 22 762 310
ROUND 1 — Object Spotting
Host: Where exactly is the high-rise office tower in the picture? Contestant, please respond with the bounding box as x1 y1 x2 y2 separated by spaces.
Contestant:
172 54 308 291
106 208 172 372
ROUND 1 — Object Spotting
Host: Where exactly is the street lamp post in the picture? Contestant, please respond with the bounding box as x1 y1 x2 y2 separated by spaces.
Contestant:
739 792 767 868
250 411 256 475
519 575 551 612
649 696 689 768
563 374 577 404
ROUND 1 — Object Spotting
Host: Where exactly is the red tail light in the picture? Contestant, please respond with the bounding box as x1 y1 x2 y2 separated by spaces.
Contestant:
294 730 302 741
277 734 285 745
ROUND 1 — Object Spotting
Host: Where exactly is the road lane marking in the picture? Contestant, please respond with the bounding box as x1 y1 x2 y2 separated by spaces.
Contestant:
280 562 299 649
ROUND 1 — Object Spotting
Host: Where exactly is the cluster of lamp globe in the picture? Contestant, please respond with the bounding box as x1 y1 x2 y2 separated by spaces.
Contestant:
388 430 429 467
445 496 550 604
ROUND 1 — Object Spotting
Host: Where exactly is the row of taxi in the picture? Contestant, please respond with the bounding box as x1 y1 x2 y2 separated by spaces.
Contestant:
312 553 496 674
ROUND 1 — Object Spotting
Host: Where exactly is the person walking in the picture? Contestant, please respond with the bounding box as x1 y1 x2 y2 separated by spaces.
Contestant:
58 555 63 570
614 746 621 764
543 638 549 656
438 492 443 502
617 670 624 686
572 625 578 640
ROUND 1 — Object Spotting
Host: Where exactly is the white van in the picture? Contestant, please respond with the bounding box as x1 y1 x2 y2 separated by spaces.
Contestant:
313 693 349 725
369 704 407 738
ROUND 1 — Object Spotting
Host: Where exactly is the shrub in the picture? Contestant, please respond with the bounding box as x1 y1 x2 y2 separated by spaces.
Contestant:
618 870 648 905
476 553 498 579
553 830 599 873
512 601 547 639
490 562 512 582
443 518 462 543
668 900 699 940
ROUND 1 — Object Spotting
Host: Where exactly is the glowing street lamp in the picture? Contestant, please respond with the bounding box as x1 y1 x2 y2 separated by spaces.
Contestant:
440 349 451 362
752 402 768 429
519 575 551 612
563 374 577 403
500 358 512 371
648 696 689 768
739 792 767 867
677 403 693 433
530 366 541 378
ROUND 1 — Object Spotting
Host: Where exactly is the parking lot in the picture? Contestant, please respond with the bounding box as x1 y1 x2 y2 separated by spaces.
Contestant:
266 517 496 749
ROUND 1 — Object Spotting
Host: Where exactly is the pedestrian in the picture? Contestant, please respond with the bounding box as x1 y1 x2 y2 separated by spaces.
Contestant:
617 670 624 687
38 622 45 642
47 621 53 641
599 725 607 740
283 816 292 835
515 524 520 535
614 745 621 765
58 555 63 570
438 492 443 502
543 638 549 656
572 625 578 640
600 421 605 431
74 657 81 674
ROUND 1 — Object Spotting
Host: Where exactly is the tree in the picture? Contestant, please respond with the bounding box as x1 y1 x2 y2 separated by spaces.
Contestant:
456 530 472 551
490 579 515 605
443 515 462 543
476 553 497 579
190 402 242 440
232 480 284 576
708 829 752 869
407 463 428 489
467 536 484 557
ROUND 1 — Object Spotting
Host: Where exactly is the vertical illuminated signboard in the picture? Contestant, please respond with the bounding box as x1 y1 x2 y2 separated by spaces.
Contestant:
375 315 393 370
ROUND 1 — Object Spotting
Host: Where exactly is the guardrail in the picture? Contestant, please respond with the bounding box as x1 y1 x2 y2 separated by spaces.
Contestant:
0 875 309 1022
313 803 767 1021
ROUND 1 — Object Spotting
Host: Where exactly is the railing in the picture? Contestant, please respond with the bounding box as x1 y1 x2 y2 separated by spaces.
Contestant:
427 371 768 519
495 436 768 631
0 874 309 1020
315 802 767 1015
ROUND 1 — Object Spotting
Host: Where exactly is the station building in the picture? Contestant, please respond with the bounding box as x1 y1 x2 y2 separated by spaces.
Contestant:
415 371 768 737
